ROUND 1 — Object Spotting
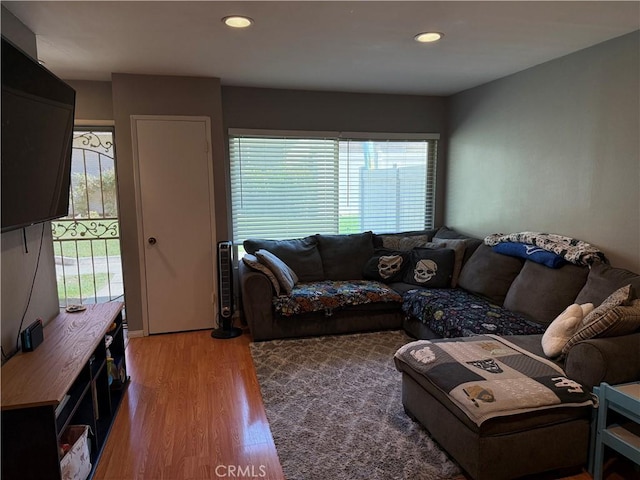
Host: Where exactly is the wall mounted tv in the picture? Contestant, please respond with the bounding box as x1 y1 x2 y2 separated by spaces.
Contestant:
1 36 76 233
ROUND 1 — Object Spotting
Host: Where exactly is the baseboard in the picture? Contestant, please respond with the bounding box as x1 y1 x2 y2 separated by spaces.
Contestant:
126 329 145 338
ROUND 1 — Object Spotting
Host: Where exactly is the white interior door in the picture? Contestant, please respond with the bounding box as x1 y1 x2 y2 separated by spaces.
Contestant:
132 116 216 334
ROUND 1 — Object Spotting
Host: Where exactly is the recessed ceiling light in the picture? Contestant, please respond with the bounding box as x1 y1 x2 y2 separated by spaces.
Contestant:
222 16 254 29
414 32 443 43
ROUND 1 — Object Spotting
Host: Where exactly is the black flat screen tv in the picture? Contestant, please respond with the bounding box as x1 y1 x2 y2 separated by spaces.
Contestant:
1 36 76 233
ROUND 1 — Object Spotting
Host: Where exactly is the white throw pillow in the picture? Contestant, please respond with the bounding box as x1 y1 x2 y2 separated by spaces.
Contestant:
541 303 593 357
580 303 595 318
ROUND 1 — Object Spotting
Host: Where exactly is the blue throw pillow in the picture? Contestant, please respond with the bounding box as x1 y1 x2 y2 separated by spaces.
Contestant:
492 242 566 268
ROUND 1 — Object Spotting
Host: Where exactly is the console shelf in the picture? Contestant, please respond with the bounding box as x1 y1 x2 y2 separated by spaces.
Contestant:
590 381 640 480
1 302 128 480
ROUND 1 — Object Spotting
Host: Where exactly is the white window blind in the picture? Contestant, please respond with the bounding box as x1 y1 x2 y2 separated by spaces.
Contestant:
229 130 438 244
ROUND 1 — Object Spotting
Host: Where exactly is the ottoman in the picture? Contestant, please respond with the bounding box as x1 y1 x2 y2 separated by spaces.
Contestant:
394 335 594 480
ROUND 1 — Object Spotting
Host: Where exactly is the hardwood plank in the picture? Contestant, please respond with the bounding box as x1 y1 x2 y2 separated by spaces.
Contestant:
93 329 284 480
95 328 619 480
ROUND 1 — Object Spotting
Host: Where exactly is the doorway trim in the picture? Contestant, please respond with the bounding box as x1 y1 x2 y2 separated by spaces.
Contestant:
130 115 216 336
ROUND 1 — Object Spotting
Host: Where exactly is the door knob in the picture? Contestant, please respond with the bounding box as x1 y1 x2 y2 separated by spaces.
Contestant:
148 237 157 245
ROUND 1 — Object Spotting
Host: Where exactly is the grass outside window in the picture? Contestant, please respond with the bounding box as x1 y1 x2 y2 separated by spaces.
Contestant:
57 273 112 301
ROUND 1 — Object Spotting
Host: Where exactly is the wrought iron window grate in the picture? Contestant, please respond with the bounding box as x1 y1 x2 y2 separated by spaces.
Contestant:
52 130 124 308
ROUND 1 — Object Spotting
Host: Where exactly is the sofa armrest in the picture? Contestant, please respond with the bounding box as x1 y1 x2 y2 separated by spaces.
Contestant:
564 333 640 390
238 261 276 341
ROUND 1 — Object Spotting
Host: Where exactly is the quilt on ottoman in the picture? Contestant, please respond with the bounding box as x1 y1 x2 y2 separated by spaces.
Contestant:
395 335 595 426
402 288 546 338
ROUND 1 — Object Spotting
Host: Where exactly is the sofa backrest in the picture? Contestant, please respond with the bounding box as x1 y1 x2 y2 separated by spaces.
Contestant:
503 261 589 325
457 244 525 305
373 229 438 250
243 232 378 282
244 227 482 284
432 226 483 266
243 236 325 282
315 232 375 280
456 240 640 327
456 242 593 325
575 263 640 306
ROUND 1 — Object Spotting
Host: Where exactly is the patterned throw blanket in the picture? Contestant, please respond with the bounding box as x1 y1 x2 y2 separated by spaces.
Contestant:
484 232 607 266
394 335 595 426
273 280 402 316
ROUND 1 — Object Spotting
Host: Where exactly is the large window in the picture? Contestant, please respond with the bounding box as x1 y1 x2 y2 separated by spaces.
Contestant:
229 130 438 244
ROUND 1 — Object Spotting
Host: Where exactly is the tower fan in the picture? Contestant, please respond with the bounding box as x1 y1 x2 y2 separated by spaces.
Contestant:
211 241 242 339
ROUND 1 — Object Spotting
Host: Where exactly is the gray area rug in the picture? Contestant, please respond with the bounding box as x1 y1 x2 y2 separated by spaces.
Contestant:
250 330 461 480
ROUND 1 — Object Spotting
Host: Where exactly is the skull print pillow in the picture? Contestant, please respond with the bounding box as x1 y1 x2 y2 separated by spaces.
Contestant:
403 247 455 288
363 249 409 282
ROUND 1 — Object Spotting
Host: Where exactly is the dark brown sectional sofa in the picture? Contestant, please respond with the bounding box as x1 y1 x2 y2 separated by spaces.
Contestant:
238 226 640 479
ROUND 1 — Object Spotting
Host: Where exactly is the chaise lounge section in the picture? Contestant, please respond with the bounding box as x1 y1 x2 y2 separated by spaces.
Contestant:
396 268 640 479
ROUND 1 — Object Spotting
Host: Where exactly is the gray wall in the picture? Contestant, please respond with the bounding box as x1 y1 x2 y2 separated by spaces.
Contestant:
111 74 226 333
222 87 445 133
445 31 639 271
1 8 60 355
1 5 36 56
221 87 448 224
66 80 114 123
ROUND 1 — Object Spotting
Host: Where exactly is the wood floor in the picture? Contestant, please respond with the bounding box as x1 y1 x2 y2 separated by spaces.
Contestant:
93 328 614 480
93 328 284 480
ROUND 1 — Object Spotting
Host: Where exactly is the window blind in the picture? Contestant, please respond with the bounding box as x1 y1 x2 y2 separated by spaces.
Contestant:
229 130 438 244
229 136 339 240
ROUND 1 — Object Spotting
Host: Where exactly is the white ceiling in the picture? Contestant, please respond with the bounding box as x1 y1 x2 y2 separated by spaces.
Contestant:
3 1 639 96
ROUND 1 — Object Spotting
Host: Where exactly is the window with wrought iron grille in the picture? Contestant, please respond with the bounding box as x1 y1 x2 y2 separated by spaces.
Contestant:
229 129 438 244
52 129 124 307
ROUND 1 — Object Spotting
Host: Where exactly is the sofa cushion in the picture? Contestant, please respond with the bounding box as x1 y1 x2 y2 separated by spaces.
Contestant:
562 285 640 354
363 249 409 282
580 283 634 326
243 236 324 282
373 229 438 250
273 280 402 316
398 235 432 250
429 238 468 288
255 249 298 295
503 261 589 326
242 254 281 295
402 288 546 338
458 244 524 305
402 248 455 288
575 263 640 306
434 226 483 266
541 303 593 358
433 226 468 240
316 232 374 280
